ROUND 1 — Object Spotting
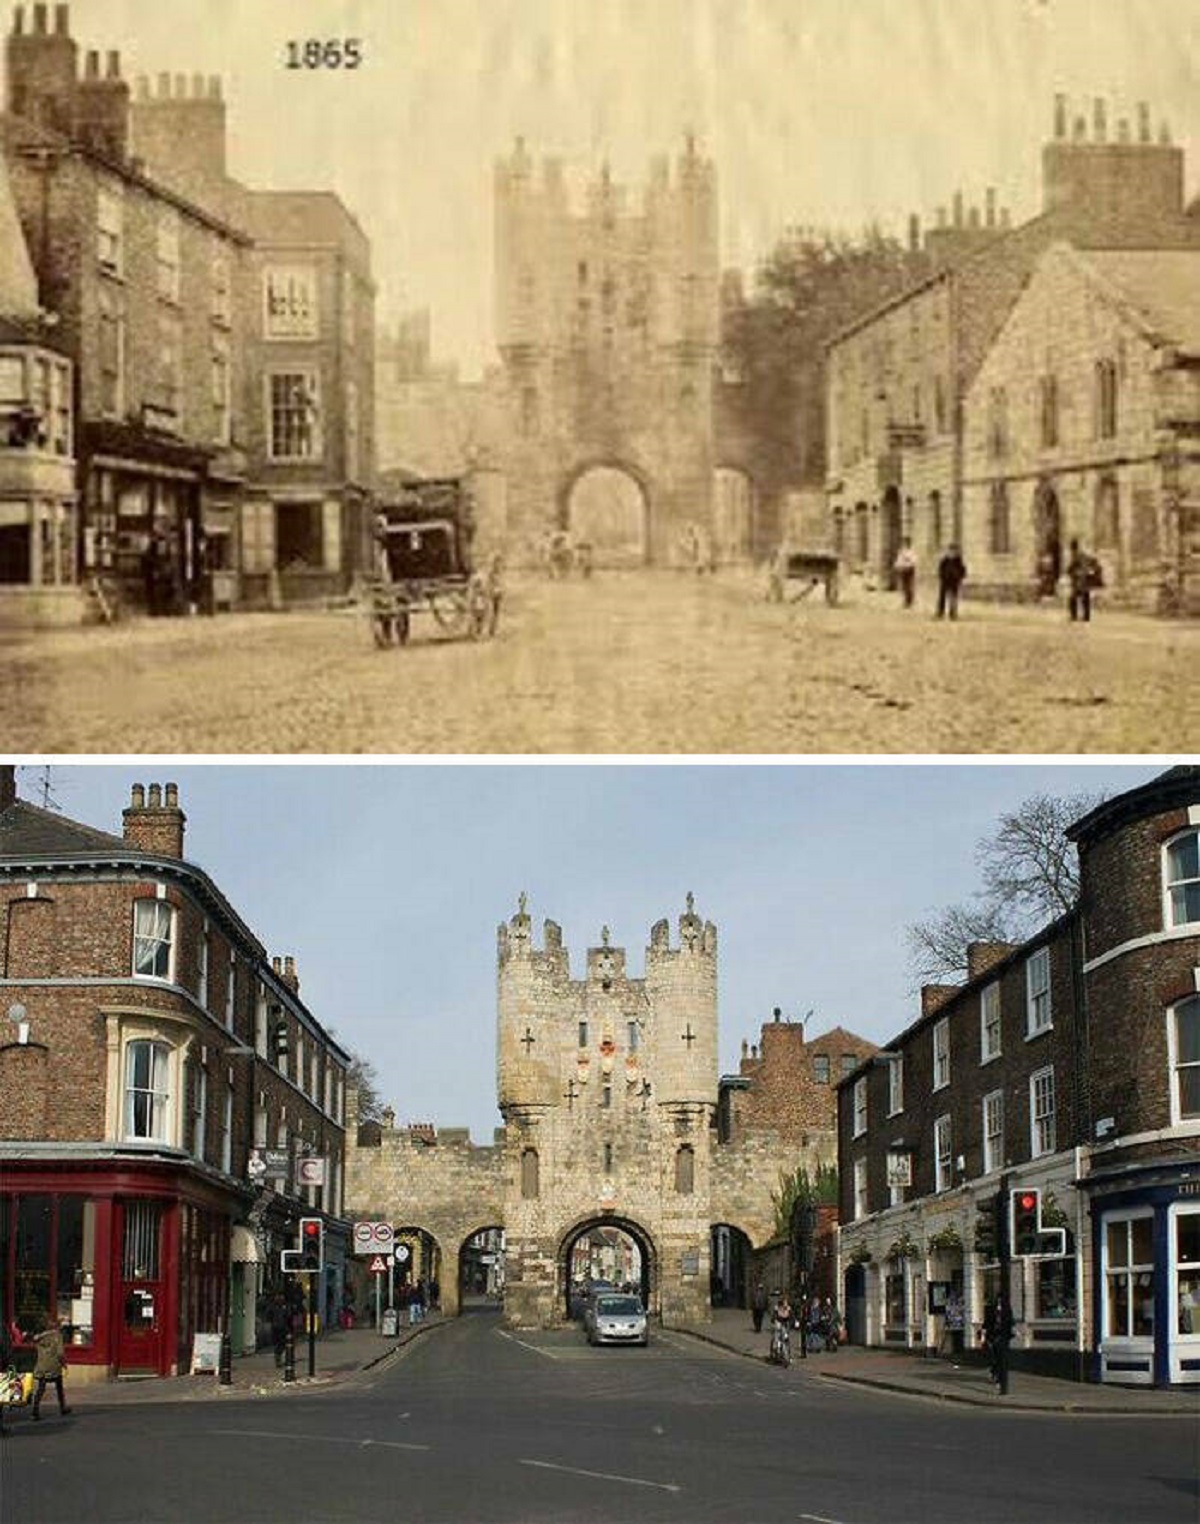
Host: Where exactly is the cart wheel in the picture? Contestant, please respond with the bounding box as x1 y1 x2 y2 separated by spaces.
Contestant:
466 578 490 641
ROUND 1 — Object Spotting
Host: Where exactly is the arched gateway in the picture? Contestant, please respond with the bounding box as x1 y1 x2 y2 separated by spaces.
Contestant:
564 464 649 567
343 898 874 1331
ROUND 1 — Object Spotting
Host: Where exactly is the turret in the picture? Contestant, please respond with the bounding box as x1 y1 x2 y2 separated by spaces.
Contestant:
644 893 718 1106
496 894 568 1113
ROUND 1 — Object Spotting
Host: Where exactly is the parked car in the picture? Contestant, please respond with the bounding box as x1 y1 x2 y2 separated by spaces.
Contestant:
585 1293 648 1347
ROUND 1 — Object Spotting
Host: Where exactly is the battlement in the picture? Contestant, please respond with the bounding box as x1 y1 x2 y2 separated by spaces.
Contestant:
495 133 717 222
498 894 716 976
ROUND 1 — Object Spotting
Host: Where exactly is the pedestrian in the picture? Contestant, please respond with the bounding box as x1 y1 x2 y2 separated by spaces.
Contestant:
410 1279 425 1326
31 1316 70 1421
936 544 967 620
269 1292 290 1368
1066 538 1100 622
982 1294 1015 1386
893 537 918 608
751 1279 768 1334
821 1297 842 1352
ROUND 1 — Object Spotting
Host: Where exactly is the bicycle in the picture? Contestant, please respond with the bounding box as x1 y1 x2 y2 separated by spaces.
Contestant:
768 1320 791 1367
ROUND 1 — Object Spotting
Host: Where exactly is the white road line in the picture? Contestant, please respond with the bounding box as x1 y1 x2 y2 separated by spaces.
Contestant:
520 1458 680 1494
798 1514 852 1524
208 1428 429 1452
495 1328 560 1360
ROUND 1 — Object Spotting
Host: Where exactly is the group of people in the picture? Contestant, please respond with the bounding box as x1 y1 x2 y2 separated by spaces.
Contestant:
395 1277 438 1326
1 1316 72 1435
891 537 1102 619
751 1282 842 1358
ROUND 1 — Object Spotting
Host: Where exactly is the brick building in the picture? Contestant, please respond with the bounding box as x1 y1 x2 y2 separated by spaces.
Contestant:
2 3 252 613
0 126 75 621
825 95 1200 600
961 242 1200 614
1 2 375 613
836 767 1200 1386
0 768 350 1380
346 897 874 1329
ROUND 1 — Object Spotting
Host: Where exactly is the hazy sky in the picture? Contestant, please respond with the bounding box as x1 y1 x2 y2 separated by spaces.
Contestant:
30 0 1200 376
17 761 1165 1144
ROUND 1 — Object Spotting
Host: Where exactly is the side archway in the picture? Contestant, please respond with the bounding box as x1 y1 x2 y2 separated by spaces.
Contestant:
558 1214 657 1320
709 1222 753 1308
562 463 650 567
459 1224 505 1311
713 466 755 564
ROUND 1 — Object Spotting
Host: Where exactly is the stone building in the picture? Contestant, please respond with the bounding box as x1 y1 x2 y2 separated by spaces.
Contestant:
492 137 720 566
0 767 351 1379
961 242 1199 614
0 122 75 621
345 897 875 1329
825 95 1200 599
836 767 1200 1387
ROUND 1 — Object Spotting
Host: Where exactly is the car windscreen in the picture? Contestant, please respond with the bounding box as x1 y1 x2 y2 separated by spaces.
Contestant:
595 1297 642 1316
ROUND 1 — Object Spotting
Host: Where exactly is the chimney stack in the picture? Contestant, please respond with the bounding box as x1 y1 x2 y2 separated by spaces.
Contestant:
1093 98 1107 142
53 3 67 33
122 780 186 858
282 955 299 994
985 187 996 228
952 190 963 228
908 212 920 252
0 765 16 812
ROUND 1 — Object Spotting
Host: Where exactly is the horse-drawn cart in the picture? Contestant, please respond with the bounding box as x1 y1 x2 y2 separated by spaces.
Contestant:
766 548 840 606
369 478 500 647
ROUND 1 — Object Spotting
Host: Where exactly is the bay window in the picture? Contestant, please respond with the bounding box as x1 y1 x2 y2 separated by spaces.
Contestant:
124 1039 171 1142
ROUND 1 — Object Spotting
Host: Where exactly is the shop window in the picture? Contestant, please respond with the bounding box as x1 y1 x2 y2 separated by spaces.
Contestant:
275 499 326 570
1025 946 1052 1036
520 1147 539 1200
1175 1210 1200 1334
6 1196 96 1347
124 1038 172 1141
885 1270 907 1328
1034 1251 1077 1322
132 898 175 982
1164 830 1200 928
1104 1214 1154 1338
1168 994 1200 1124
675 1145 694 1194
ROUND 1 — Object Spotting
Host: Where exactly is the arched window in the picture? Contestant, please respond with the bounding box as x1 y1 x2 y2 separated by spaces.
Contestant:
988 481 1011 554
1164 830 1199 928
521 1147 539 1200
675 1144 695 1195
125 1039 172 1141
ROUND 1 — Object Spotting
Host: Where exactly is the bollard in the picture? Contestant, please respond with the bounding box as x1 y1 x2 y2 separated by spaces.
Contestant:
218 1329 232 1386
283 1327 296 1383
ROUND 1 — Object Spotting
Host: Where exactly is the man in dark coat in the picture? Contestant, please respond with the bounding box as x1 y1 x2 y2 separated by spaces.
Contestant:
936 544 967 620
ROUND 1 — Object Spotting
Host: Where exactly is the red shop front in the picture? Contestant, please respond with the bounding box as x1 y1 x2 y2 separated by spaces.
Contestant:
0 1155 237 1380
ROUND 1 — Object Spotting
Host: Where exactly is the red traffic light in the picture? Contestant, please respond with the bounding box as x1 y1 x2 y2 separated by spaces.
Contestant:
303 1220 320 1238
1017 1192 1037 1212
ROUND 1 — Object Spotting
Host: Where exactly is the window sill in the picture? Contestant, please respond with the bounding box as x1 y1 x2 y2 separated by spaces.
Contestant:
980 1051 1001 1066
1025 1024 1053 1041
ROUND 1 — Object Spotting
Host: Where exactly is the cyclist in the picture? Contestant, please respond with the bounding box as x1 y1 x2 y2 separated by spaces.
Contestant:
769 1293 793 1366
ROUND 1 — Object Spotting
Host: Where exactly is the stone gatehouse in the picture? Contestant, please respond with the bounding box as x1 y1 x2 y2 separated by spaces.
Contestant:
344 896 876 1328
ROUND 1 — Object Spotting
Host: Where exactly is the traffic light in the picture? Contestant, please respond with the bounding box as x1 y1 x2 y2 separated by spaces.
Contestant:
974 1196 999 1258
1011 1188 1041 1256
299 1216 324 1273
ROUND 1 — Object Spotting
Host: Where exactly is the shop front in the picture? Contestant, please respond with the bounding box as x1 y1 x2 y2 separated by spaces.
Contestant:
1087 1164 1200 1387
0 1156 240 1381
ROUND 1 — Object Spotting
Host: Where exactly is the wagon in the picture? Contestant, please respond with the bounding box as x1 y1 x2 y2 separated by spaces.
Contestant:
368 479 500 647
766 549 840 607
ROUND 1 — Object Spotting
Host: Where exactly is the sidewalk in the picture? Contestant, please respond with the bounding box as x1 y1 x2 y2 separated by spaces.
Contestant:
15 1317 444 1413
678 1308 1200 1414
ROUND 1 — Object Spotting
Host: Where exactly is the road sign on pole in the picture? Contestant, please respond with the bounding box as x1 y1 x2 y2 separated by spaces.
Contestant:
369 1255 387 1274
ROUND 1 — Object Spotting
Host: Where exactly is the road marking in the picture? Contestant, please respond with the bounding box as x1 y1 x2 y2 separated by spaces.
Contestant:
495 1329 560 1360
519 1458 680 1494
799 1514 852 1524
208 1429 429 1453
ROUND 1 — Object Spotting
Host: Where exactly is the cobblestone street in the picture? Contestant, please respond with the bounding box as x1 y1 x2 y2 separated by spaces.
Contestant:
3 572 1194 753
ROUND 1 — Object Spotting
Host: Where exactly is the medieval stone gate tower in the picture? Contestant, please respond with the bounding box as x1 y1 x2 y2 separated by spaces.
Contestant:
493 136 719 566
498 894 719 1326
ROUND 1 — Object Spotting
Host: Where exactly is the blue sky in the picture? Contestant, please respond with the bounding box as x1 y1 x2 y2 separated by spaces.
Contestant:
18 762 1164 1143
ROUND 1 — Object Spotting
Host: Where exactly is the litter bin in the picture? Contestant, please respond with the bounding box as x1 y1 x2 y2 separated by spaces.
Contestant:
381 1308 398 1338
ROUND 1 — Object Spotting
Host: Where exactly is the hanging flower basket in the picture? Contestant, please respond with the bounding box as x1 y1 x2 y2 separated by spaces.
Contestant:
886 1232 920 1261
927 1226 963 1253
849 1245 873 1265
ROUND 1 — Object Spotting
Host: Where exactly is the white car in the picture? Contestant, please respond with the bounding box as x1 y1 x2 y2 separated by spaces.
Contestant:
586 1293 648 1346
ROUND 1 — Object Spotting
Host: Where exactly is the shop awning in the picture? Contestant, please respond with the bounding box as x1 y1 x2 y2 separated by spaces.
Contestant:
231 1225 264 1264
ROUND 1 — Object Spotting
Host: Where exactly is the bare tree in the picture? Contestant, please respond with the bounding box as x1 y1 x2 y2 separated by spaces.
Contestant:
906 789 1109 988
346 1049 385 1122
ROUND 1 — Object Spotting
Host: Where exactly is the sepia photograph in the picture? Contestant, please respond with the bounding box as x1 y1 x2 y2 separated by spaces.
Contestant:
0 0 1195 751
1 757 1198 1521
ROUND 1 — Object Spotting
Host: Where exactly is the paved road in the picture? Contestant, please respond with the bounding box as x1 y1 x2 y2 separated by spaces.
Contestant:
4 1309 1197 1523
2 573 1193 753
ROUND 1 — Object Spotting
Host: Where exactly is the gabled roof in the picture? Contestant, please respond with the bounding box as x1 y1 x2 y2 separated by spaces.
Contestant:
0 798 126 858
1076 249 1200 356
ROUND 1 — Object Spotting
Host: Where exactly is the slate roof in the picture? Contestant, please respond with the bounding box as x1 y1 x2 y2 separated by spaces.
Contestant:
1081 250 1200 356
0 798 127 859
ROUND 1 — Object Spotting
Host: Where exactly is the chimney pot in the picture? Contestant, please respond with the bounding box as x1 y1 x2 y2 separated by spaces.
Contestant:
1000 207 1011 229
13 7 25 37
131 783 145 808
1054 93 1067 139
208 75 221 99
936 206 946 229
135 74 149 98
968 205 980 230
157 71 170 98
147 783 162 808
272 955 282 973
106 49 119 79
164 782 178 808
1117 118 1131 143
32 3 46 35
191 72 203 97
908 212 920 252
174 73 186 98
985 186 996 227
1073 115 1087 142
53 1 67 33
84 47 99 79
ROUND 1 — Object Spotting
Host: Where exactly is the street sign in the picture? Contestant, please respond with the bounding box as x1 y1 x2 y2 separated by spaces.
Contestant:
353 1221 394 1256
369 1255 388 1274
247 1151 267 1180
261 1149 289 1182
394 1244 410 1264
